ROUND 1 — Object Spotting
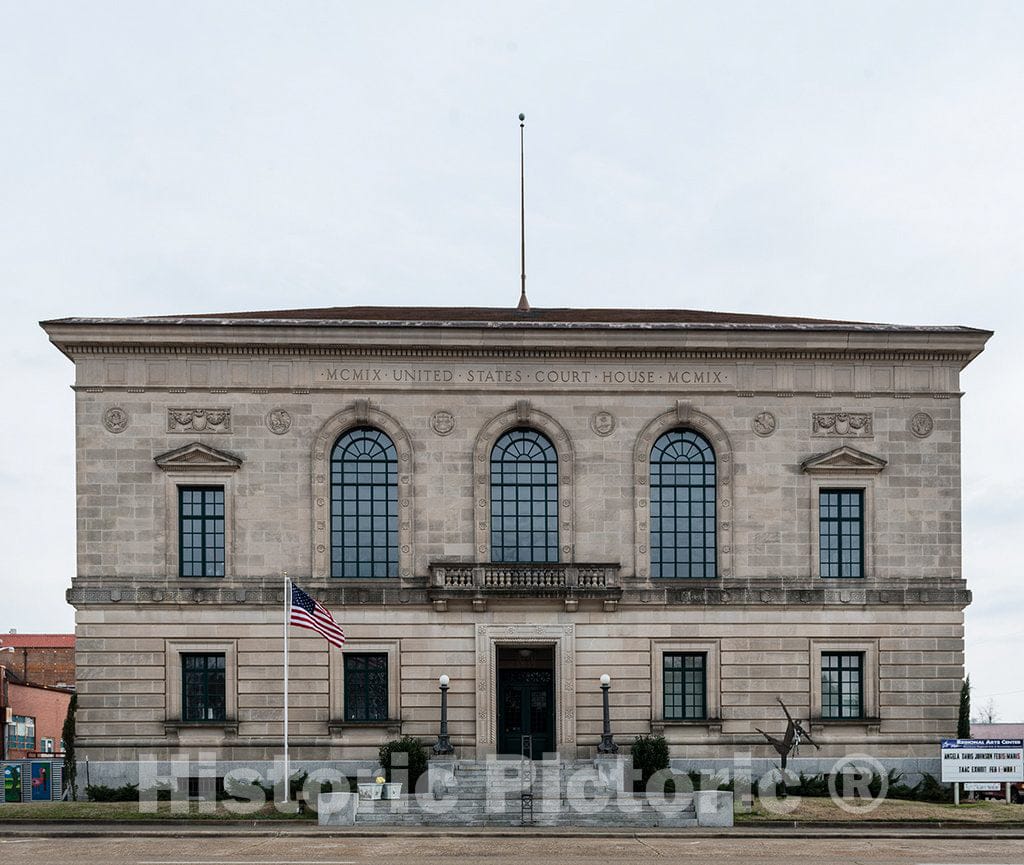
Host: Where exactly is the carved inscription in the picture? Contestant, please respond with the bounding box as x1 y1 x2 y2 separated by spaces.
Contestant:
320 364 732 388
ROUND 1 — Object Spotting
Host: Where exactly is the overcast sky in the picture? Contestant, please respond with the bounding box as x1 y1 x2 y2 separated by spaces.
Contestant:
1 2 1021 720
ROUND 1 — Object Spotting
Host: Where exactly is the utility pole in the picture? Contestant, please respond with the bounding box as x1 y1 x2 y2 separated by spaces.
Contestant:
0 642 14 761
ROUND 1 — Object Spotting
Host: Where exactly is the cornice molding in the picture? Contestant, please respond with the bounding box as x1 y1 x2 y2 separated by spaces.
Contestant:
66 577 970 609
57 342 975 364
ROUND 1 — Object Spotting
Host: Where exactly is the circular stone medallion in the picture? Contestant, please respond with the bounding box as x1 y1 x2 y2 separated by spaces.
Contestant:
430 410 456 436
266 409 292 435
910 411 934 438
752 411 777 437
103 407 129 434
590 410 616 437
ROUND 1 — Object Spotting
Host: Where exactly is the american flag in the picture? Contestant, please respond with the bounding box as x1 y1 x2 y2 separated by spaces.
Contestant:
289 583 346 648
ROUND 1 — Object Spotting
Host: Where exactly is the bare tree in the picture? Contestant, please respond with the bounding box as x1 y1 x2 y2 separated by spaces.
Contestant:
972 697 999 724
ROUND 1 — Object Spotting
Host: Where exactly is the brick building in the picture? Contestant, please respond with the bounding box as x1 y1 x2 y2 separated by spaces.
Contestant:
42 304 989 787
1 677 71 759
0 634 76 689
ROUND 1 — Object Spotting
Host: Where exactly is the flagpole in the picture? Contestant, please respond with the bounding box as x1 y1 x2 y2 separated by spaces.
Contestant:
283 572 290 803
517 112 530 312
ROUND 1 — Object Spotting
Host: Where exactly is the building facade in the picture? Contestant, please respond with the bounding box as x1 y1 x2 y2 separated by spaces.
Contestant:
0 634 76 690
1 681 71 760
42 306 990 785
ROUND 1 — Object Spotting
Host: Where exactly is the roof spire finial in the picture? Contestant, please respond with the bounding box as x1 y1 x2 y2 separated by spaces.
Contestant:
517 112 530 312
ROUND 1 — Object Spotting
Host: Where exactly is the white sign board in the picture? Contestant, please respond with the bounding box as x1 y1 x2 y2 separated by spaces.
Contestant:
964 782 1003 792
941 739 1024 783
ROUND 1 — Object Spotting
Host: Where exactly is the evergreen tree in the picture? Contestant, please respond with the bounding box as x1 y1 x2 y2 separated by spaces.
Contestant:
957 676 971 738
62 693 77 799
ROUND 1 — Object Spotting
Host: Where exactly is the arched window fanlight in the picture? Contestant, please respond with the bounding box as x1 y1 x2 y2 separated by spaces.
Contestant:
490 428 558 563
650 430 716 578
330 427 398 578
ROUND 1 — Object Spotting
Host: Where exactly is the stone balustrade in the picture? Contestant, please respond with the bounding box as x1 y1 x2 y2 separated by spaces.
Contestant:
428 562 621 608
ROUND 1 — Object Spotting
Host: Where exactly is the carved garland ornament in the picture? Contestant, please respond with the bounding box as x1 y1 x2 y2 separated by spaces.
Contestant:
168 408 231 433
812 411 872 438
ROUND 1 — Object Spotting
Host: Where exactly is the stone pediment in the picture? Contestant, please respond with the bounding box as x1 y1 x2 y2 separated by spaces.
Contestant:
801 445 887 475
155 441 243 473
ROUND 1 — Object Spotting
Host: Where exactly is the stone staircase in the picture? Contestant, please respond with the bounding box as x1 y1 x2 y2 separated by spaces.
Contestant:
354 758 699 827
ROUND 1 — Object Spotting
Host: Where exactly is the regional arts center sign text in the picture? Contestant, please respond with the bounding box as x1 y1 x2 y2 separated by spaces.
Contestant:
940 739 1024 783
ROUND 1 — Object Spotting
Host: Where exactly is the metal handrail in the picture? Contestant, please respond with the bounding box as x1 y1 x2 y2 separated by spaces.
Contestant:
520 734 534 825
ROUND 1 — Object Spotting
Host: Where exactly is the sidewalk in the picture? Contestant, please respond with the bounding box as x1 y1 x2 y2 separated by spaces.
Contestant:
2 820 1024 839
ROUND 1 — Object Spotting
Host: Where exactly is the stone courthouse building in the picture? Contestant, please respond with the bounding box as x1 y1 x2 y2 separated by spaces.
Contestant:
41 305 990 784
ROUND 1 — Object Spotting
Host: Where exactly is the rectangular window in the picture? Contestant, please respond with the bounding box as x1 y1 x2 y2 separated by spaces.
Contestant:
819 490 863 578
663 653 707 720
344 653 389 722
8 715 35 751
821 652 864 719
182 653 227 722
179 487 225 577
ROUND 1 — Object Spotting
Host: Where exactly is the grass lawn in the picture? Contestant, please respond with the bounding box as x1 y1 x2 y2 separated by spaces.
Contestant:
3 796 1022 825
0 800 315 821
737 796 1024 823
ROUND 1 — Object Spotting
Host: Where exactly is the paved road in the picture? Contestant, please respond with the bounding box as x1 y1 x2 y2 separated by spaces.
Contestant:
2 834 1024 865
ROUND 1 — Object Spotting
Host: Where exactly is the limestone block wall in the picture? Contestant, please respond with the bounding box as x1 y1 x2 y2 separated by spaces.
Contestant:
74 604 964 764
52 324 982 782
71 371 964 583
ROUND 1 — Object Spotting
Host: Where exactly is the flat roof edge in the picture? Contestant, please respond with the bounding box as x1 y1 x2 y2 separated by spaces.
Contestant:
40 316 994 336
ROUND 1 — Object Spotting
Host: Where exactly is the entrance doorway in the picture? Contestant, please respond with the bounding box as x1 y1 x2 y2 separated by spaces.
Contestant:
496 645 555 758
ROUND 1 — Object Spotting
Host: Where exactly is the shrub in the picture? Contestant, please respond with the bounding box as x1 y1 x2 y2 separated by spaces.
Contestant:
631 735 670 792
85 783 140 802
758 768 952 803
913 772 952 803
687 769 733 792
379 736 428 792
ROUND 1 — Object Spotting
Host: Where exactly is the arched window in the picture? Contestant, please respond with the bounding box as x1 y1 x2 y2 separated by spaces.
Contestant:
650 430 716 578
331 427 398 578
490 428 558 562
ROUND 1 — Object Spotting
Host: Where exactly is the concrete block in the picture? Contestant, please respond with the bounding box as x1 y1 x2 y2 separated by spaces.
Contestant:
595 755 632 793
694 790 733 827
428 759 457 799
318 792 358 826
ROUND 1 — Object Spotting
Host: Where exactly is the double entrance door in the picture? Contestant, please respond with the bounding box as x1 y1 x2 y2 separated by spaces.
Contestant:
496 645 555 758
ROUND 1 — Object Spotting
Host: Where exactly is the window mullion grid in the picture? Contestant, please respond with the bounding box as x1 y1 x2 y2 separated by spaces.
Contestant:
490 430 558 563
331 429 398 578
820 490 864 579
663 652 706 721
650 431 716 579
200 656 210 721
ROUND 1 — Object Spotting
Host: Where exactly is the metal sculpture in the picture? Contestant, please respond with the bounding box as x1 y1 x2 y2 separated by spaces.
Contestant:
755 697 819 775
